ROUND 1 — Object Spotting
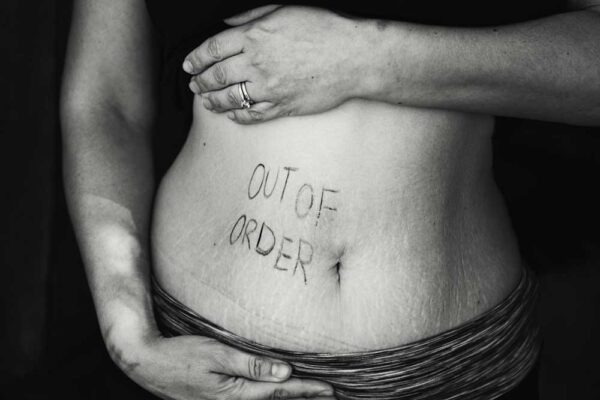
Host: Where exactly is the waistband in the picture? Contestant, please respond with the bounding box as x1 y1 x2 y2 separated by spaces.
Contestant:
152 267 541 400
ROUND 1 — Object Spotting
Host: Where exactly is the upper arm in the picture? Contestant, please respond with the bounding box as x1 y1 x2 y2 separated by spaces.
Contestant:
61 0 158 132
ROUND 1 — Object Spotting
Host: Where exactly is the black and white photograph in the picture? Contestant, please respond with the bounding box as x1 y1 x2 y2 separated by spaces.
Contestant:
1 0 600 399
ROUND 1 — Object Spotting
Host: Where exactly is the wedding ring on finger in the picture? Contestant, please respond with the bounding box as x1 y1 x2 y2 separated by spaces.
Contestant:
238 82 254 109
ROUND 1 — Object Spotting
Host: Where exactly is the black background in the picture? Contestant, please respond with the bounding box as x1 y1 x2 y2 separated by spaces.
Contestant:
1 1 599 398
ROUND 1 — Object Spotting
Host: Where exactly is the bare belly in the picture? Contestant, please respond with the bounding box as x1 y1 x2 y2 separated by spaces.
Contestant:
151 97 522 352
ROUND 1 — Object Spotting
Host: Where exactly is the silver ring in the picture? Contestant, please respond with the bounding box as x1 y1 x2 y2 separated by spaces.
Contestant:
238 82 254 109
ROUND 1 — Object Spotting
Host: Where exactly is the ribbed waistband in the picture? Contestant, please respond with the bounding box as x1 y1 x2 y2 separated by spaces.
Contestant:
152 267 541 399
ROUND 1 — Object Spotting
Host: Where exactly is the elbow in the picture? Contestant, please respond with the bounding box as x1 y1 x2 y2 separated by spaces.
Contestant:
61 86 155 138
59 81 93 136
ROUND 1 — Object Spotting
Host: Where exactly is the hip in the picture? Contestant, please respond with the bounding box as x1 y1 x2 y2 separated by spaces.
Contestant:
152 266 541 399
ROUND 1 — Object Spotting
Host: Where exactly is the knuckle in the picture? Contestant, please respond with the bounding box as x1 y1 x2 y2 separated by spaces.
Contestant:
207 342 228 366
255 21 276 35
190 50 203 67
240 20 255 34
264 76 279 93
250 54 265 70
233 113 248 125
277 94 291 107
270 388 290 400
193 75 206 92
218 377 244 400
227 88 240 106
248 110 264 121
273 105 290 118
248 356 267 379
206 94 220 109
207 37 222 60
229 376 246 392
213 63 228 85
244 24 263 41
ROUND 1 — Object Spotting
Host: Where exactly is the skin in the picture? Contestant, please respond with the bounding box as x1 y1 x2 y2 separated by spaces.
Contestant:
61 0 599 398
184 3 600 126
61 0 334 398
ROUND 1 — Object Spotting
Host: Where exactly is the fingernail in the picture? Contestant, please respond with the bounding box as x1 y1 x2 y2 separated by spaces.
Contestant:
203 97 213 110
183 60 193 73
227 112 235 120
271 363 290 379
189 81 200 94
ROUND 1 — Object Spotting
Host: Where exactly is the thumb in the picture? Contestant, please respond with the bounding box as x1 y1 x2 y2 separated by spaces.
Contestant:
223 4 282 26
215 344 292 382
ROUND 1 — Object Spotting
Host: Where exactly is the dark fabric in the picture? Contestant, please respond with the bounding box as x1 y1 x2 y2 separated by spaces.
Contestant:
100 364 540 400
498 356 541 400
152 267 541 399
97 359 541 400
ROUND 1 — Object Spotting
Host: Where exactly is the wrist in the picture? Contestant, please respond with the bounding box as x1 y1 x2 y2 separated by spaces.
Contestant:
357 18 434 104
102 314 159 381
100 292 161 375
333 15 379 101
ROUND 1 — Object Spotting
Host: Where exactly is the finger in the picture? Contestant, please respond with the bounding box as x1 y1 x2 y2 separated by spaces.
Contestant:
201 86 243 112
233 377 335 400
183 28 244 75
190 55 248 93
223 4 282 26
203 82 265 112
213 345 293 382
290 397 337 400
227 102 281 124
289 397 337 400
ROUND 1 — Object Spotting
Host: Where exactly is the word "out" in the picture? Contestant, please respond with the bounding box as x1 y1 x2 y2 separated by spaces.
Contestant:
247 163 339 227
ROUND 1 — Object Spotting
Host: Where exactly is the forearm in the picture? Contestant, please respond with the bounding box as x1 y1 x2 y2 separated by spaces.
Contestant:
61 105 157 348
362 9 600 125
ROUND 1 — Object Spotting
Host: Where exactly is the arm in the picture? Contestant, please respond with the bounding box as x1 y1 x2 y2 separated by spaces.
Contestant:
61 1 333 399
61 0 158 352
182 3 600 126
362 3 600 126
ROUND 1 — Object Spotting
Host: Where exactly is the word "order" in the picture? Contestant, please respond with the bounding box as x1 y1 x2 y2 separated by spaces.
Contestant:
229 214 313 284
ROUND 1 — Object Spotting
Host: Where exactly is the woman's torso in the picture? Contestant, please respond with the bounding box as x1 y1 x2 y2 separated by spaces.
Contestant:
151 98 522 352
146 0 569 353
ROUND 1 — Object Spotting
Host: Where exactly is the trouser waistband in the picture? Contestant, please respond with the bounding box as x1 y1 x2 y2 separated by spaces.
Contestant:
152 268 541 400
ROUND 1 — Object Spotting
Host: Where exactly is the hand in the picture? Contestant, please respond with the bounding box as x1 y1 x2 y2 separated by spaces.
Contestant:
183 5 370 124
107 330 336 400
